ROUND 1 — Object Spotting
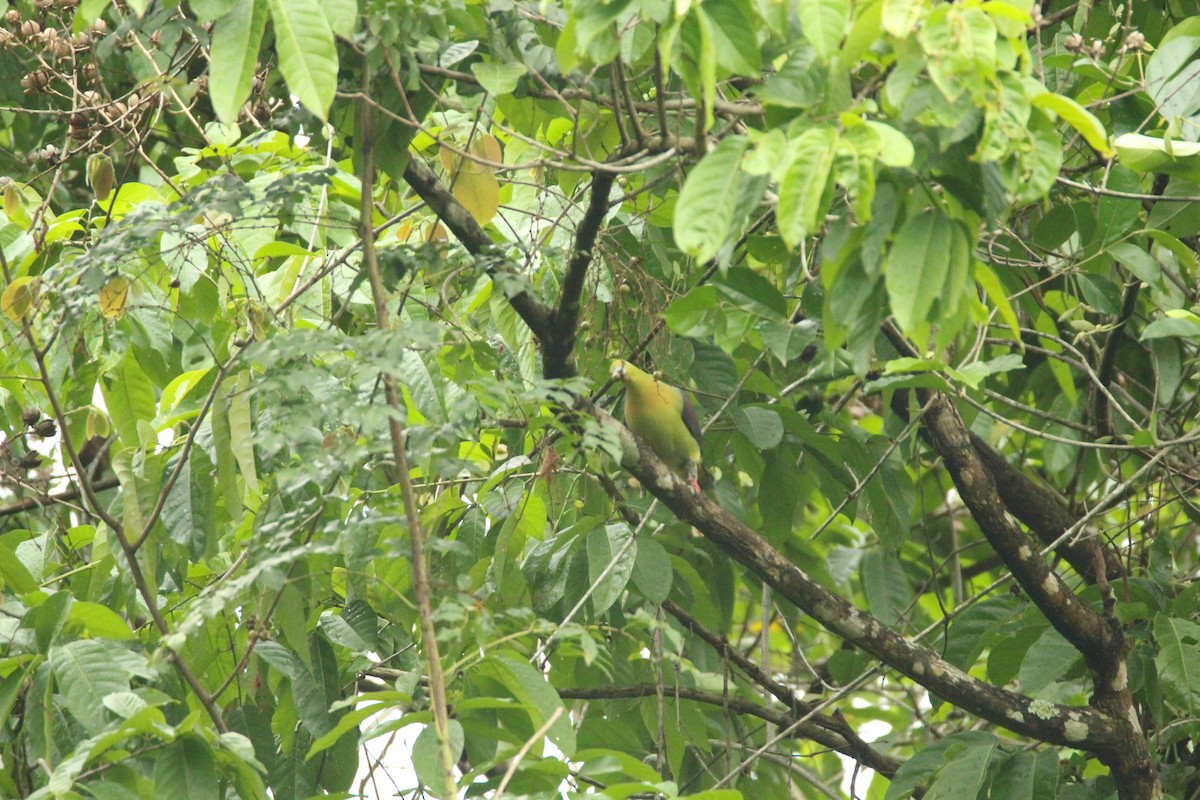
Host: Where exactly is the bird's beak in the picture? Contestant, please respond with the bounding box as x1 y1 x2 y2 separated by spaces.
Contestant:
610 361 626 381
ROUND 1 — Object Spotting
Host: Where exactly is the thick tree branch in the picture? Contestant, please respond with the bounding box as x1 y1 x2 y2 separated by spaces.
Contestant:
917 392 1112 652
968 432 1123 581
885 330 1122 583
543 172 615 379
595 406 1125 752
402 157 552 340
881 328 1154 799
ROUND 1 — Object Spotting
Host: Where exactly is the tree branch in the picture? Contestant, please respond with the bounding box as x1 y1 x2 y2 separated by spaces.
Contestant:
661 600 900 778
884 329 1123 583
364 74 457 799
595 406 1125 752
881 327 1154 798
402 156 552 340
543 172 615 379
0 476 119 518
558 683 900 777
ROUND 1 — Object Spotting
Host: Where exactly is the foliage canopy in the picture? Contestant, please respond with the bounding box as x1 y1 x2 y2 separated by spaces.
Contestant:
2 0 1200 798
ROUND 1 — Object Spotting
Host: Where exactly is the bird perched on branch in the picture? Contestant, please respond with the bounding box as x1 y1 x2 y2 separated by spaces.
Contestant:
610 359 708 493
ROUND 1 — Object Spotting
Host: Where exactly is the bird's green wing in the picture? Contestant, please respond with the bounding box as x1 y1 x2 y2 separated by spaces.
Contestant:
680 392 703 448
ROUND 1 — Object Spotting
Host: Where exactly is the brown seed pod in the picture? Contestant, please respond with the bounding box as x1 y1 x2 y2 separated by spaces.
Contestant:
5 8 20 24
69 112 91 140
20 69 51 92
82 61 99 82
22 407 41 427
33 418 57 438
45 37 71 59
19 19 41 38
79 89 101 106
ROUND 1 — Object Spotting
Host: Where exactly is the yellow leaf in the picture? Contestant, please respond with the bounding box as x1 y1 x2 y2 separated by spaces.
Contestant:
2 276 37 322
87 153 115 201
3 184 22 219
470 134 502 171
452 170 500 224
394 219 414 242
99 275 129 318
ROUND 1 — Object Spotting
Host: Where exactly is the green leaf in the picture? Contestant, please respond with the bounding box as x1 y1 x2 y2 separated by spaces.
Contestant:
161 452 211 556
488 654 577 756
0 540 37 593
884 210 955 332
155 737 219 800
989 749 1060 800
1141 313 1200 341
703 0 761 75
320 0 356 39
266 0 338 120
882 0 922 37
50 640 130 734
777 126 839 248
883 732 998 800
797 0 850 60
1114 133 1200 181
255 640 301 678
1017 628 1081 694
470 62 528 95
731 406 783 450
67 601 136 640
229 370 261 503
209 0 268 124
1108 241 1163 288
587 524 636 616
860 550 913 626
1145 17 1200 118
759 319 817 363
189 0 237 21
1032 309 1076 403
1031 92 1113 158
665 286 719 338
919 5 996 101
974 262 1021 341
1155 614 1200 713
411 720 464 795
100 354 157 449
674 136 748 263
630 537 672 604
865 120 915 167
1146 228 1199 275
718 267 787 317
926 737 999 800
